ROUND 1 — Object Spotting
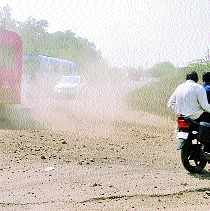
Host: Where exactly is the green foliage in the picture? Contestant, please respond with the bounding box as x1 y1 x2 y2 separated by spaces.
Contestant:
0 4 16 30
187 60 210 72
125 61 210 118
0 5 104 77
16 17 104 73
146 61 177 77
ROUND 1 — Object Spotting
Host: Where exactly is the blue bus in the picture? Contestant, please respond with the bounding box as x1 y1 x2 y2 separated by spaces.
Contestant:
23 55 77 78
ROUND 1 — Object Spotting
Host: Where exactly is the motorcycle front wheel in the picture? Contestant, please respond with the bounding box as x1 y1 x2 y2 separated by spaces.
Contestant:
181 144 207 173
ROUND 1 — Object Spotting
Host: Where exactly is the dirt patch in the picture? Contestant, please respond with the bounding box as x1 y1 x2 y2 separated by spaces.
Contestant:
0 79 209 210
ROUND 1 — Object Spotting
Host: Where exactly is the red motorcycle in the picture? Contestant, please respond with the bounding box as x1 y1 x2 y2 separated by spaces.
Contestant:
176 115 210 173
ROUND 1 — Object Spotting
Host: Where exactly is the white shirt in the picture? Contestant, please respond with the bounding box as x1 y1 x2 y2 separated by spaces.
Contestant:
167 80 210 120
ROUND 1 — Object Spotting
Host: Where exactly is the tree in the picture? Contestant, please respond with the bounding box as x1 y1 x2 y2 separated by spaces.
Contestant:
1 5 105 78
187 60 210 72
0 4 16 30
17 17 49 55
146 61 177 77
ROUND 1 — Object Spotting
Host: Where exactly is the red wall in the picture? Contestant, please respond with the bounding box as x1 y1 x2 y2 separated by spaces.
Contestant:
0 29 22 104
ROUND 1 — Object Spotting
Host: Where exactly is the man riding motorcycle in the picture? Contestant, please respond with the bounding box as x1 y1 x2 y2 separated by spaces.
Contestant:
167 71 210 173
167 71 210 123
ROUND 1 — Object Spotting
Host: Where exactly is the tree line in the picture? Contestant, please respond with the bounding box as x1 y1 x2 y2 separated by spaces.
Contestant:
0 4 105 77
1 4 209 81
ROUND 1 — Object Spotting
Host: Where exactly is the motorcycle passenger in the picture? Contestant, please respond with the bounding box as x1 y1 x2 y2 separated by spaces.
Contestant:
167 71 210 123
202 71 210 103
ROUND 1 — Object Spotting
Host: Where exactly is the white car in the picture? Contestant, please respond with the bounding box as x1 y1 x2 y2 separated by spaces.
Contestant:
54 75 84 99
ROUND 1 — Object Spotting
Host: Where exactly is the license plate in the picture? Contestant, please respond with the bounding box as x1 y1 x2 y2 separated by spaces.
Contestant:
176 132 189 139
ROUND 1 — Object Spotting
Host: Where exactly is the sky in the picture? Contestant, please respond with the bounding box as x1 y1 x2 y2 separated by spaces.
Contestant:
0 0 209 68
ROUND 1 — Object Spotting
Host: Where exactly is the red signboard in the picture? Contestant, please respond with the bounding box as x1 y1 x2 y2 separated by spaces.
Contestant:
0 29 22 104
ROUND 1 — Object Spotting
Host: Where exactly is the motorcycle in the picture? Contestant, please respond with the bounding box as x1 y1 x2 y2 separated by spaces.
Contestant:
176 115 210 173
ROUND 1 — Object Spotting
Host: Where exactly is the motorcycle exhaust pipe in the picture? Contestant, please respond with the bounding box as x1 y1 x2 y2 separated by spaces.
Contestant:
203 151 210 161
176 139 187 150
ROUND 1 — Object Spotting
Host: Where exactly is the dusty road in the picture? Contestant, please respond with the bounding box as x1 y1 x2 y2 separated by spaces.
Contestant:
1 79 210 210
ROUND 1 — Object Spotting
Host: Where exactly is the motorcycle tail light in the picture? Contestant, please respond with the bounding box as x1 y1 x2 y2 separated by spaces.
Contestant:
177 119 189 129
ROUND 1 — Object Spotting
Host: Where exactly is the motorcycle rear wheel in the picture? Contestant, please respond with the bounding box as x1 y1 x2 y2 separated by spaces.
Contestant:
181 144 207 173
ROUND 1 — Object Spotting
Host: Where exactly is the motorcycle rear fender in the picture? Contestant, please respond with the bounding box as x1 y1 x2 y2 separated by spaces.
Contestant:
176 138 187 150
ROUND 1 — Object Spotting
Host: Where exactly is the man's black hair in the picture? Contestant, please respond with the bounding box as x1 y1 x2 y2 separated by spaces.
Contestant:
186 71 198 83
202 72 210 83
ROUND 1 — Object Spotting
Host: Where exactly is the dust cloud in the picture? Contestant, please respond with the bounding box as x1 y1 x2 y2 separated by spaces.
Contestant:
5 71 152 132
